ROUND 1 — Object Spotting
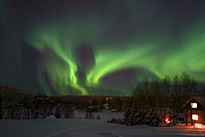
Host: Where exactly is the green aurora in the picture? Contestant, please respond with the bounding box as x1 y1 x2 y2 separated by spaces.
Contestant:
1 0 205 95
27 21 205 95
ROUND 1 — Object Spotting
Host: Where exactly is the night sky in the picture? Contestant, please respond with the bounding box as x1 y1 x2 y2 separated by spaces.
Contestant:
0 0 205 96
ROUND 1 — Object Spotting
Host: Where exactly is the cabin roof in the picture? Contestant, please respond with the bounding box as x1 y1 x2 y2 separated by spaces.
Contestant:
182 97 205 109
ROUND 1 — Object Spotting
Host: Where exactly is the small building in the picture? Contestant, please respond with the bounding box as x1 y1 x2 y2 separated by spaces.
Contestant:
103 103 109 109
182 97 205 125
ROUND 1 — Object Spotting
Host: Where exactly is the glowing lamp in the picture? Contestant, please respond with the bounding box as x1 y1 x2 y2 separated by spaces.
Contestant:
165 117 170 124
165 119 170 124
192 114 198 120
191 103 197 108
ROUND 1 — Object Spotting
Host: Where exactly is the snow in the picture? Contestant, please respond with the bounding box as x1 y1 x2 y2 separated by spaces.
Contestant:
74 109 124 121
1 119 204 137
0 110 204 137
45 115 56 120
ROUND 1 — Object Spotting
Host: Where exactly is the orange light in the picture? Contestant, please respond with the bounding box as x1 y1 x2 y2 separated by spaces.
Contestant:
192 114 198 120
191 103 197 108
165 117 170 123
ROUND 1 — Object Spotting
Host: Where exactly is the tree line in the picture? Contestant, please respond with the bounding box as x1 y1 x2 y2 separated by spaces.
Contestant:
123 72 205 126
0 72 204 124
0 86 74 119
0 86 126 119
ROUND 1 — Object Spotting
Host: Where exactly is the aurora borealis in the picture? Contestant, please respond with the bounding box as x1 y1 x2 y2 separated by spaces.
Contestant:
0 0 205 95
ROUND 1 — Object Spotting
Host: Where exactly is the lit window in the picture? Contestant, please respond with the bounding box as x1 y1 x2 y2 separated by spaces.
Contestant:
191 103 197 108
192 114 198 120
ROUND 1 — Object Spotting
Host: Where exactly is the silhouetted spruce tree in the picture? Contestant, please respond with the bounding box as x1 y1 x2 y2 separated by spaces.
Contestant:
64 104 74 118
91 99 99 106
123 97 133 112
110 97 122 111
143 78 150 108
31 94 50 118
172 75 182 124
162 76 175 124
99 98 106 109
181 72 198 102
85 107 94 119
124 107 131 125
197 84 202 96
151 79 160 109
133 84 143 108
173 75 181 95
55 104 62 118
200 85 205 96
124 104 138 126
161 76 171 108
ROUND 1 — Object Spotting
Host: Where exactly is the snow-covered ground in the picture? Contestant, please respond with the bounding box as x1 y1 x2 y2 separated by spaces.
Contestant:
0 110 204 137
74 109 124 121
1 119 205 137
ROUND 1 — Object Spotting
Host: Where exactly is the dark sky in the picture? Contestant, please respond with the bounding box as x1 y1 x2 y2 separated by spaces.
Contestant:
0 0 205 96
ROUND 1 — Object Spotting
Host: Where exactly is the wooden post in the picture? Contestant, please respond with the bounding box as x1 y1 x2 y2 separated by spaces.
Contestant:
203 108 205 125
191 108 193 125
185 110 188 125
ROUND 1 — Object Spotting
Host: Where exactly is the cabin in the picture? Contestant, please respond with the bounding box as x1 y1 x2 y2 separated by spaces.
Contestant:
103 103 109 109
182 97 205 125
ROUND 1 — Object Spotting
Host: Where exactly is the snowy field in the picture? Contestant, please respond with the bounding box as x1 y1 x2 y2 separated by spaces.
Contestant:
0 110 204 137
1 119 205 137
74 109 124 121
